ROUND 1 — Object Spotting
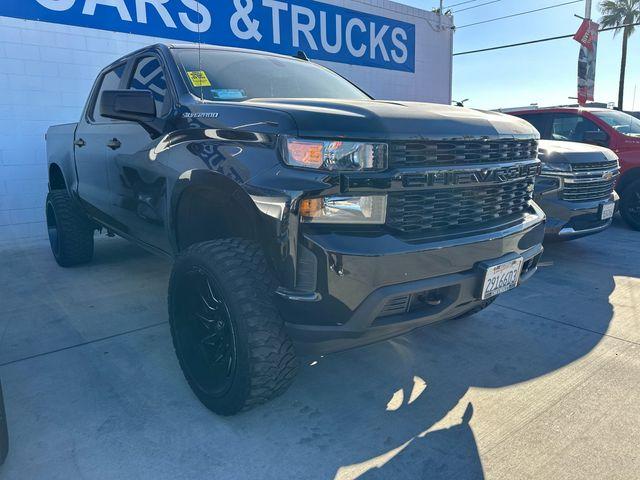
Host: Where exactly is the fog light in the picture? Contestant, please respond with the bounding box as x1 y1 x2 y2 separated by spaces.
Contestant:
299 195 387 224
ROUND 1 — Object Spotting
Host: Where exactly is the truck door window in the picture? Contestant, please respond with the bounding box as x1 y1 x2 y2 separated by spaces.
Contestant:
128 56 167 117
91 64 126 123
551 114 605 143
593 110 640 137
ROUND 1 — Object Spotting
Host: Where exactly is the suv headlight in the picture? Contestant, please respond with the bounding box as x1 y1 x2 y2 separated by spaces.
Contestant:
299 195 387 224
283 138 387 171
541 162 572 174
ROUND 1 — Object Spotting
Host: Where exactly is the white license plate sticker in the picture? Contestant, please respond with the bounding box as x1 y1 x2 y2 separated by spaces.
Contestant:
481 258 524 300
601 202 615 220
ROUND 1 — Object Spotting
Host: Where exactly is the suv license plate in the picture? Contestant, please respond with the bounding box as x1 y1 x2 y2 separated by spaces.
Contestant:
481 258 524 300
601 202 615 220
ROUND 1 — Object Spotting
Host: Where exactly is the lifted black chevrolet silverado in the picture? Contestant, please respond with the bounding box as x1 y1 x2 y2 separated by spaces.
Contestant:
46 44 545 415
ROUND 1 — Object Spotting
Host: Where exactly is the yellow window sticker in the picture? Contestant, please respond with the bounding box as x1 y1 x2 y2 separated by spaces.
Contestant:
187 71 211 87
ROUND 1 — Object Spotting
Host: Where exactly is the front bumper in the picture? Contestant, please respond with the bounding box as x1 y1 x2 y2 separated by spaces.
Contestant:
276 205 545 354
536 191 619 240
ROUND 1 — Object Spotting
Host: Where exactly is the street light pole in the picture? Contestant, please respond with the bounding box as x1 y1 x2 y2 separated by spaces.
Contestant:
585 0 592 20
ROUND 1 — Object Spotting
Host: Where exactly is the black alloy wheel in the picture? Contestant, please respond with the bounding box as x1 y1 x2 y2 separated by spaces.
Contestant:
169 238 297 415
173 267 237 398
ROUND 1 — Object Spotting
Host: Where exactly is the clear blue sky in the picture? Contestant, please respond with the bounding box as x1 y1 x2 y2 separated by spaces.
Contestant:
398 0 639 110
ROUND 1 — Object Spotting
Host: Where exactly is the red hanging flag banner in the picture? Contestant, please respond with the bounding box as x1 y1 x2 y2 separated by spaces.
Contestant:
574 19 599 50
575 20 599 105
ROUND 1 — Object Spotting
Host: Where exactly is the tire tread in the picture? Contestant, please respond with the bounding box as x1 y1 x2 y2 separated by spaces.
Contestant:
169 238 297 415
46 190 94 267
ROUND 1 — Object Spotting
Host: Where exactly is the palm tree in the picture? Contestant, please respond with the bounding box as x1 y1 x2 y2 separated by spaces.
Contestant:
600 0 640 109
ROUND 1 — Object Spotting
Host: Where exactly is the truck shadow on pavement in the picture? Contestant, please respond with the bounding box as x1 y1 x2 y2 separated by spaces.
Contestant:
0 222 635 480
280 223 633 480
76 220 629 480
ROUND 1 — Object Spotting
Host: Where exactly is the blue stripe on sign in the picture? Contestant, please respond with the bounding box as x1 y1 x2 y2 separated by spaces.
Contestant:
1 0 416 72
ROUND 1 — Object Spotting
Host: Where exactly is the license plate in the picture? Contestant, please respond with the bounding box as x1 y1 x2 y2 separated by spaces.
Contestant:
601 202 615 220
481 258 524 300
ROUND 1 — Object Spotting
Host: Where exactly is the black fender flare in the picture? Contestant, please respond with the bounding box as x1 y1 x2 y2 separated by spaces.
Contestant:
48 163 87 212
48 163 68 191
168 169 263 253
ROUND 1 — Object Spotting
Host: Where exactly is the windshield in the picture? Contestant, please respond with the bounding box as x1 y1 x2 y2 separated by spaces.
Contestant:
173 49 370 102
593 110 640 137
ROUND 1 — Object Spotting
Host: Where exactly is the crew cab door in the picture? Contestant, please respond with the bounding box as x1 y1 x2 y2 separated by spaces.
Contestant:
74 63 127 222
102 54 172 252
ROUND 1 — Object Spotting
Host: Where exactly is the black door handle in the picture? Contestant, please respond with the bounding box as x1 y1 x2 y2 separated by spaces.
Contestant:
107 138 122 150
74 138 86 148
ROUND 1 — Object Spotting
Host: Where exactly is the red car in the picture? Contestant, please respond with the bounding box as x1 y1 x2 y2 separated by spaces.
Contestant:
510 107 640 229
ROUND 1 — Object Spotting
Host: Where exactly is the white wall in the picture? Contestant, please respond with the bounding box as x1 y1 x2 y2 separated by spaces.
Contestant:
0 0 452 241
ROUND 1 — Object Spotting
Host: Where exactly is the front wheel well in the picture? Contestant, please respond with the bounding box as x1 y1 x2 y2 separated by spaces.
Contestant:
174 186 259 252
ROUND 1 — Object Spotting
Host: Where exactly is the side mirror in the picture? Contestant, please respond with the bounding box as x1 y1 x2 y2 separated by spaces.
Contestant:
100 89 156 123
583 130 608 147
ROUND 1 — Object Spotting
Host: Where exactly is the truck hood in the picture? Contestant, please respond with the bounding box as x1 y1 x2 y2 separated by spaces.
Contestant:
538 140 619 165
245 98 538 140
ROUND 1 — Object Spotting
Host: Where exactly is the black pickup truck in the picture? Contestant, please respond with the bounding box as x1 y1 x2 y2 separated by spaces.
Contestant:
45 44 545 415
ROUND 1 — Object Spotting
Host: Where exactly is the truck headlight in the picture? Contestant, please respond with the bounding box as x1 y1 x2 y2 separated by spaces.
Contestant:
283 138 387 171
299 195 387 224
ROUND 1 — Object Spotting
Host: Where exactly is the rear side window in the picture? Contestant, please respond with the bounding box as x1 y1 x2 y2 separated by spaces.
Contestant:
91 64 126 123
128 56 168 117
551 114 605 142
517 114 551 138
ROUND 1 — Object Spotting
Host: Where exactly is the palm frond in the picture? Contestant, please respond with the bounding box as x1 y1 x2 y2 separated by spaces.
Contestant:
599 0 640 36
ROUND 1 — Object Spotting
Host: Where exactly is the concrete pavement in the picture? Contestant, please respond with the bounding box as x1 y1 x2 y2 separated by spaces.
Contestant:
0 218 638 479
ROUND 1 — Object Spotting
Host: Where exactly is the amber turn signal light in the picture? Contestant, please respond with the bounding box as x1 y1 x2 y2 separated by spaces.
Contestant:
299 198 323 218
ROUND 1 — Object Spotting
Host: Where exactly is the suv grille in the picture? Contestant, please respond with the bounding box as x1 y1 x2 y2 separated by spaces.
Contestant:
562 178 616 202
389 139 538 168
571 160 618 173
386 179 535 235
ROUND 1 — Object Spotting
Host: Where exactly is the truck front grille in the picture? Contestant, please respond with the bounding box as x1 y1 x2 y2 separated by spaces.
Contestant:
389 139 538 168
386 179 535 235
562 178 616 202
571 160 619 173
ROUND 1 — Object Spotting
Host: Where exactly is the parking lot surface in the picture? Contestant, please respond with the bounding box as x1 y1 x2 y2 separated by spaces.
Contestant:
0 218 639 480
